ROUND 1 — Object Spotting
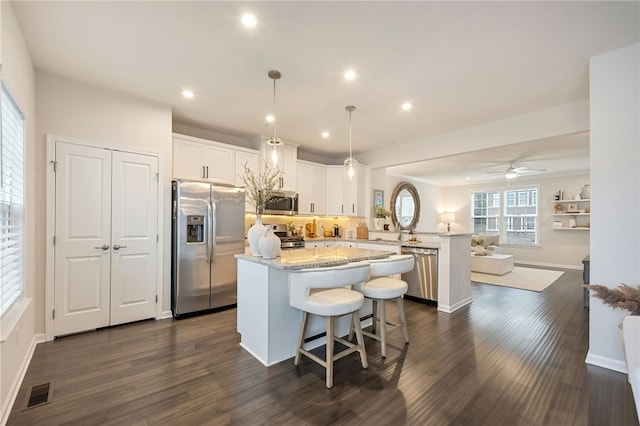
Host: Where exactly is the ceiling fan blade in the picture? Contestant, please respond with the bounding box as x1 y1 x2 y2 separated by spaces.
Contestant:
518 167 547 173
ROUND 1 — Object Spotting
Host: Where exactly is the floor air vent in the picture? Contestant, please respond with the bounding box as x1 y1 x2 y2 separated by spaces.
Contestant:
24 382 52 410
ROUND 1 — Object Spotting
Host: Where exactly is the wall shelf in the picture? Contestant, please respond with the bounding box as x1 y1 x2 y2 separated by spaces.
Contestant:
553 197 590 230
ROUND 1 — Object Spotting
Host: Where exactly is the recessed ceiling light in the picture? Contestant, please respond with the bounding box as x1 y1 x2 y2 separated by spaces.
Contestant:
182 90 194 98
241 14 257 28
321 131 330 138
265 115 275 123
401 102 412 111
344 70 357 81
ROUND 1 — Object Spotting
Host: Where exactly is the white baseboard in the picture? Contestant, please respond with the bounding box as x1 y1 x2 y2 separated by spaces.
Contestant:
438 297 473 314
585 351 628 374
516 260 582 270
1 333 45 426
159 310 173 320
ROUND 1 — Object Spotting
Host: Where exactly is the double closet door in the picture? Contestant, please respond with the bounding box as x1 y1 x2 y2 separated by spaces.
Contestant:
54 141 159 337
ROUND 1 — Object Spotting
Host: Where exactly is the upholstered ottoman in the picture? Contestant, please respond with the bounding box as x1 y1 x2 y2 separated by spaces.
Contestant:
471 253 514 275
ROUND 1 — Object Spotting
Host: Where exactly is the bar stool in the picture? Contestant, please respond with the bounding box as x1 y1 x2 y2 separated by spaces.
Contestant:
355 254 415 357
288 262 370 388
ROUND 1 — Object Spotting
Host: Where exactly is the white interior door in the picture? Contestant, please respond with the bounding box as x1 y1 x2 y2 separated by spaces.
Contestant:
54 142 111 336
54 142 159 336
110 151 158 324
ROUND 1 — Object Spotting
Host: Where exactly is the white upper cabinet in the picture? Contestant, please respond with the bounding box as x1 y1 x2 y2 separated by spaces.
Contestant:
258 136 297 191
297 161 327 215
326 164 366 217
173 134 259 195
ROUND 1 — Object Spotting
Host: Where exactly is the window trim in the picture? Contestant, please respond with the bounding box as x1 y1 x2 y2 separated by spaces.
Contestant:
0 82 26 318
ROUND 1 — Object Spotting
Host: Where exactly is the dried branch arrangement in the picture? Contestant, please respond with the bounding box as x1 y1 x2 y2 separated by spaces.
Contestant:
239 161 283 215
585 283 640 315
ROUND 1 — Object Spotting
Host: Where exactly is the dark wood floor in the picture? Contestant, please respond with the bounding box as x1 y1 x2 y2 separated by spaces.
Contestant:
8 268 639 425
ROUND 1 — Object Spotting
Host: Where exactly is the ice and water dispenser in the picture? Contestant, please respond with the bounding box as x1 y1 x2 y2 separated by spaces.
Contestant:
186 215 204 243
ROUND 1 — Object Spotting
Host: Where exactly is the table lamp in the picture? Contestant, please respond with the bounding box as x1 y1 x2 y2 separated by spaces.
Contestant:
439 212 456 233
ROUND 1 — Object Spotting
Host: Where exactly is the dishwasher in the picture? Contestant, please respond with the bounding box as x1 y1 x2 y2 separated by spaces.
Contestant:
401 247 438 303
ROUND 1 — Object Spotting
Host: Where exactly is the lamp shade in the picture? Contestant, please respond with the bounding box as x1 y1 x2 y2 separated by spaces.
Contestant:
439 212 455 224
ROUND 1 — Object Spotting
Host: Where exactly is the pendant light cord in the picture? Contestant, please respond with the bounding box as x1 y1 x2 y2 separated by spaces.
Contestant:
348 108 352 161
272 77 277 139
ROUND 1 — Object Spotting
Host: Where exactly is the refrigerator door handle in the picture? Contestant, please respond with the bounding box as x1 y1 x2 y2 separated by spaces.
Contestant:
208 200 216 263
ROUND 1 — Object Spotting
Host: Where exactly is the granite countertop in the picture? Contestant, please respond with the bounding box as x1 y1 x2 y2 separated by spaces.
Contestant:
308 237 441 250
235 246 395 270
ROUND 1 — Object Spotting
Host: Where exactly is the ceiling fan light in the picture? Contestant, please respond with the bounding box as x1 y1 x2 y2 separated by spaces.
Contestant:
505 171 518 179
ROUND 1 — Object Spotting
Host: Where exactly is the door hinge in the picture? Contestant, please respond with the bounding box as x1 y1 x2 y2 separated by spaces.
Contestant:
154 172 159 182
53 236 56 246
52 309 55 320
157 234 159 242
155 295 158 303
50 160 57 172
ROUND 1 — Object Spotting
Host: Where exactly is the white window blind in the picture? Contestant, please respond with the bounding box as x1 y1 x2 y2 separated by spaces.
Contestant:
1 83 25 316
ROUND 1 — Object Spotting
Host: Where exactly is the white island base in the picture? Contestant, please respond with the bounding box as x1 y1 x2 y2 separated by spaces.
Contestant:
236 248 387 366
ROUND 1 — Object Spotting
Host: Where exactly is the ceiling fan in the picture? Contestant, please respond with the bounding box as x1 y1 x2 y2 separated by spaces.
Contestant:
485 162 547 179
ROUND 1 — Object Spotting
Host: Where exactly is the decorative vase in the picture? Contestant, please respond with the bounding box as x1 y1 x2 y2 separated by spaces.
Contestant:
258 227 281 259
247 216 266 257
373 218 385 231
580 184 591 200
473 245 486 255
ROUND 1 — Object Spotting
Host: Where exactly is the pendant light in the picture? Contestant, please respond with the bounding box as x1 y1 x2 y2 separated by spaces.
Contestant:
344 105 358 181
267 70 283 167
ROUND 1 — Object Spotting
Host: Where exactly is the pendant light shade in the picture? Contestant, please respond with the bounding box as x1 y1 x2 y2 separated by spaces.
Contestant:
267 70 283 167
344 105 358 181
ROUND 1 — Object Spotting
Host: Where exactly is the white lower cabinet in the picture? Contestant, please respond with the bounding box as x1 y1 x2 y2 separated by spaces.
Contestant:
356 242 401 254
305 241 329 248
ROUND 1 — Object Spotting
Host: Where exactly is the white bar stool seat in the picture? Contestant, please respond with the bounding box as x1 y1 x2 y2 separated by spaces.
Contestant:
355 254 415 357
289 262 370 388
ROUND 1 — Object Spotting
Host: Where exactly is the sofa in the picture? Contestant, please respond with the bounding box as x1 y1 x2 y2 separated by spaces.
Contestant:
623 315 640 420
471 234 501 254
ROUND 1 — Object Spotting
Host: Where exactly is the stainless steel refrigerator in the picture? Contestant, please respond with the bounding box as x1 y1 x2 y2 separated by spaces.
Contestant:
171 180 245 317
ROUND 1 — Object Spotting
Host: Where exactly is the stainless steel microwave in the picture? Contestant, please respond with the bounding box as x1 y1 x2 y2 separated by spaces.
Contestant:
263 191 298 215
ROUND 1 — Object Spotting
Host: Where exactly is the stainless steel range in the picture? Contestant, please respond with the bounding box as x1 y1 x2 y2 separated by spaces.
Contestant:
264 223 305 249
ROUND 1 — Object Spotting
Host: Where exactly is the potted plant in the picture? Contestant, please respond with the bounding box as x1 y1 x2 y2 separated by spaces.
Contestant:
373 205 391 231
239 161 283 257
585 282 640 399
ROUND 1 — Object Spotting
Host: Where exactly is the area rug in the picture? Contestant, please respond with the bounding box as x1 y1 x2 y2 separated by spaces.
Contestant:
471 266 564 292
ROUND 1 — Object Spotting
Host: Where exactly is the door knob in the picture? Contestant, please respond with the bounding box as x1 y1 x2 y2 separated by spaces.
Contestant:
94 244 110 250
112 244 128 251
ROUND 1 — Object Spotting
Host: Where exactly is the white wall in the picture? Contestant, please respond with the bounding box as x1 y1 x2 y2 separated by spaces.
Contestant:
0 1 37 421
587 43 640 372
35 72 173 323
443 173 590 268
385 174 444 233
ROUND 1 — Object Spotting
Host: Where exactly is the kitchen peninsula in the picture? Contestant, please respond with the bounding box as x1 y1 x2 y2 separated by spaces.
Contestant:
235 234 472 366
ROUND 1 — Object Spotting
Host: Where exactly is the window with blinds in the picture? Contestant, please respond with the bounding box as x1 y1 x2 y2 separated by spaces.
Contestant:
1 83 25 316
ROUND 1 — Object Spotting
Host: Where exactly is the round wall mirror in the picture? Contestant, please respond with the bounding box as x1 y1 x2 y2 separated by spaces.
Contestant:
390 182 421 231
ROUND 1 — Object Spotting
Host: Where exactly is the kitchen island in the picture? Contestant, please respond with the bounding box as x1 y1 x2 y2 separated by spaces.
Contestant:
235 246 393 366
